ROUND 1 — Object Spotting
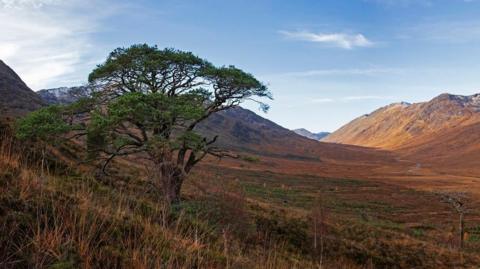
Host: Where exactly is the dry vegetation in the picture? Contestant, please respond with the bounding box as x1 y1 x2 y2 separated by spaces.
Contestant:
0 126 355 269
1 124 480 268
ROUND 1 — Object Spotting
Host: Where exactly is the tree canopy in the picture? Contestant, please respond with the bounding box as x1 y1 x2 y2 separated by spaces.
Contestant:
17 44 272 203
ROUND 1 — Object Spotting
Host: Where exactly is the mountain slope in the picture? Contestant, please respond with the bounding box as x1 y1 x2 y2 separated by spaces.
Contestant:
293 128 330 141
0 60 44 118
196 107 396 167
324 94 480 149
398 121 480 176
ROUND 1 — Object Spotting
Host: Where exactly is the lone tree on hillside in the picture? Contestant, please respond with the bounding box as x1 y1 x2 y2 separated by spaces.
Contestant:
17 44 271 204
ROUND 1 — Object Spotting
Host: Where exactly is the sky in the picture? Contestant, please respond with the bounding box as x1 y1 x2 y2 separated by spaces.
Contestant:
1 0 480 132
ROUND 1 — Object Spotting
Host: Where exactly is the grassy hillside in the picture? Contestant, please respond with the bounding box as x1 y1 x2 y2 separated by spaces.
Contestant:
2 124 480 268
324 94 480 150
0 126 349 268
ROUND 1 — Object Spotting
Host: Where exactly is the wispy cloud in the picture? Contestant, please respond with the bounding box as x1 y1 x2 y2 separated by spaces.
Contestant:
0 0 122 89
279 30 374 49
0 0 61 8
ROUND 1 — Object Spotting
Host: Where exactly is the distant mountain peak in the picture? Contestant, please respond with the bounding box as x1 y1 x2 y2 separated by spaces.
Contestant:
294 128 310 133
37 86 90 105
293 128 330 141
398 101 411 106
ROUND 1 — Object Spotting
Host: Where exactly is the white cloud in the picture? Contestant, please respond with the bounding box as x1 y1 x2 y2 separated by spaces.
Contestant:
0 0 120 90
0 0 61 8
280 30 374 49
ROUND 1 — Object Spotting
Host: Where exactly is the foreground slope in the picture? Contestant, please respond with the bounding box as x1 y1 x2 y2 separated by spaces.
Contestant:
4 118 480 268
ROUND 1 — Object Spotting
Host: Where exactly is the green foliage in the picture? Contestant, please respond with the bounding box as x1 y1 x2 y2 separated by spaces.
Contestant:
86 92 207 152
88 45 212 87
203 65 272 112
16 105 71 142
467 225 480 242
88 44 270 107
241 155 261 163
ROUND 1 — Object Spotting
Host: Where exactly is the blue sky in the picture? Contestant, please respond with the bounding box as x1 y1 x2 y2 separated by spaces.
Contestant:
1 0 480 131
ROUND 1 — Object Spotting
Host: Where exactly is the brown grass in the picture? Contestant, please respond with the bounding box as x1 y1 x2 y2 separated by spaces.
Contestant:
3 125 479 268
1 129 358 269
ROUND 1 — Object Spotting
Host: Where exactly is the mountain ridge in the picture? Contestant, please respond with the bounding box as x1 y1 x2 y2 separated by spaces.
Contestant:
37 86 90 105
0 60 44 119
324 92 480 149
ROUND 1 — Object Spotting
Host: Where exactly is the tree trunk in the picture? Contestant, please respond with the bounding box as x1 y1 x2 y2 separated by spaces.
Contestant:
150 151 188 204
160 166 184 204
313 217 317 250
459 212 464 250
164 176 182 204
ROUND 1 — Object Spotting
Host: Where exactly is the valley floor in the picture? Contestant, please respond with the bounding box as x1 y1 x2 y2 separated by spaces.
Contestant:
190 160 480 268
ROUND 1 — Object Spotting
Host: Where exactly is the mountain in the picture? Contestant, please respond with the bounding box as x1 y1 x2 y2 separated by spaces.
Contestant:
324 93 480 149
37 86 90 105
195 107 397 171
323 93 480 176
0 60 44 118
293 128 330 141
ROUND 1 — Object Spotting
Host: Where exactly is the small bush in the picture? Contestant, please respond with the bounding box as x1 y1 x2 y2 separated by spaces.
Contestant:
241 155 261 163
